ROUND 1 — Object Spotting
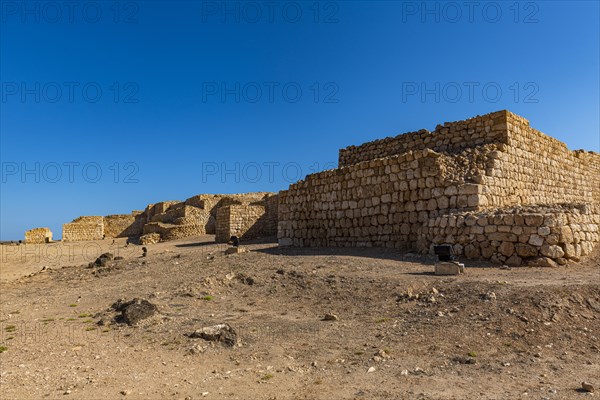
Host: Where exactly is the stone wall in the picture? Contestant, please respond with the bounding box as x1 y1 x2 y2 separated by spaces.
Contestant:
482 112 600 207
140 192 277 242
214 194 279 243
424 203 600 266
25 228 52 244
338 111 509 167
62 216 104 242
103 212 145 238
338 110 599 209
278 148 478 248
279 111 600 266
215 205 268 242
142 222 205 241
48 192 278 244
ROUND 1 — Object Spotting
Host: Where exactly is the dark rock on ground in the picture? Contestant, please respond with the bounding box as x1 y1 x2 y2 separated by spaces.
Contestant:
112 298 158 325
88 253 114 268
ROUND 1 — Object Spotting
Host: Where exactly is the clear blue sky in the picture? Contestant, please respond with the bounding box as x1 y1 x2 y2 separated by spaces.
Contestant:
1 1 599 240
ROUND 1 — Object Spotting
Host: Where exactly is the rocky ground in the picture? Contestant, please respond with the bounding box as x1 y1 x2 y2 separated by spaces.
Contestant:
0 236 598 399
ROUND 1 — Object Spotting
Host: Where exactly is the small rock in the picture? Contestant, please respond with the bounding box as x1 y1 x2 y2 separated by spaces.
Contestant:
400 369 409 376
483 292 497 301
88 253 114 268
187 324 237 347
367 367 376 373
529 257 559 268
582 382 595 393
322 313 339 321
225 247 248 255
120 390 130 396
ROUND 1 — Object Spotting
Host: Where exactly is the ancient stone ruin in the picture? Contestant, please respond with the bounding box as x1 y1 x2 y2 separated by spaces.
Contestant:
62 214 144 242
23 111 599 267
278 110 600 266
24 228 52 244
143 192 277 242
51 192 278 244
215 195 279 243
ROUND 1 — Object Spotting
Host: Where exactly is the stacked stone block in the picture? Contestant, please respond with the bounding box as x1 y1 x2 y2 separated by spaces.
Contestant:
279 110 600 266
141 192 277 242
425 204 599 266
25 228 52 244
62 216 104 242
215 205 267 242
103 212 145 238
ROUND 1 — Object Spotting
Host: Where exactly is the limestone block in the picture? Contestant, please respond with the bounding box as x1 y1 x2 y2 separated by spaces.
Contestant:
540 244 565 259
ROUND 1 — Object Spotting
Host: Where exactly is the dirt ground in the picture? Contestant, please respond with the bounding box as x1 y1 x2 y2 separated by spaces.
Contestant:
0 236 598 399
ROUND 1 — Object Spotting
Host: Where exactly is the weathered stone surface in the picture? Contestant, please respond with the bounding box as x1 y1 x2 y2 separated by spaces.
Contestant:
540 244 565 259
435 262 462 275
516 243 539 258
25 227 52 244
528 235 545 247
498 242 515 257
139 233 161 245
187 324 238 347
529 257 559 268
505 254 522 267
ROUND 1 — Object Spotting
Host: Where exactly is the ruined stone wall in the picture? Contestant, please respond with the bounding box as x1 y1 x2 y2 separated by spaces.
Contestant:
263 194 279 235
338 111 509 167
62 216 104 242
143 193 276 238
25 228 52 244
142 222 205 241
216 205 268 243
280 111 599 266
278 148 480 248
339 110 599 210
424 204 599 266
103 212 145 238
481 112 600 207
145 201 180 223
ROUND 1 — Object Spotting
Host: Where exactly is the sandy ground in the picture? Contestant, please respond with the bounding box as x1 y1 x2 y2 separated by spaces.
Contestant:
0 236 598 399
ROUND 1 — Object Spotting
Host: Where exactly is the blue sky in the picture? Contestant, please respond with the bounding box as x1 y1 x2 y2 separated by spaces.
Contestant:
1 0 599 240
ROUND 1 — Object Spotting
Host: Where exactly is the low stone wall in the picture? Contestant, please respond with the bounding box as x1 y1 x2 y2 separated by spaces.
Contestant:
425 204 600 266
103 212 145 238
62 216 104 242
139 233 161 245
25 228 52 244
216 205 268 242
142 222 205 241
